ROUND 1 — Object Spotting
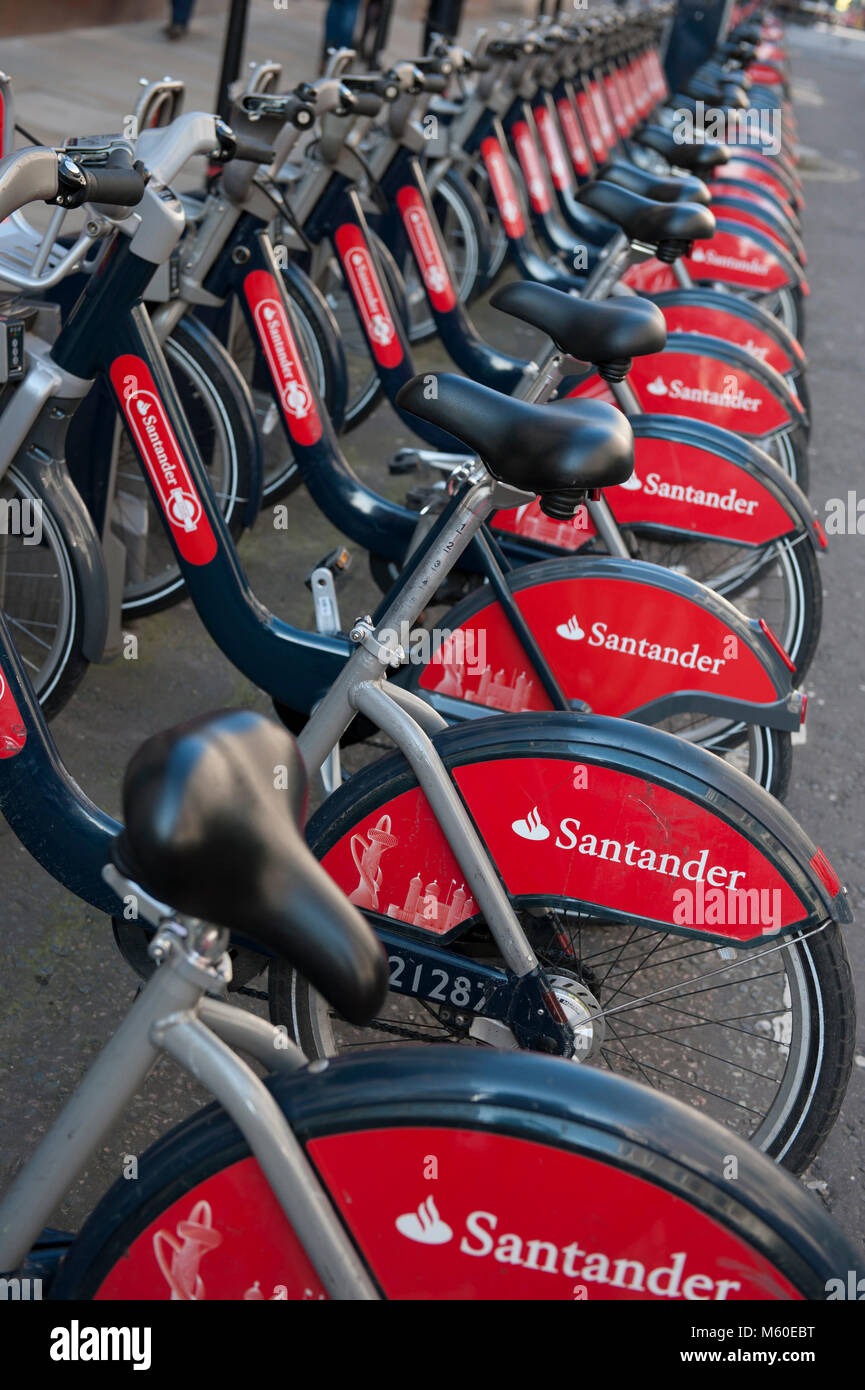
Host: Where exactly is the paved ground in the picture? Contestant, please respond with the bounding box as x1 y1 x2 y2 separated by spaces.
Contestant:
0 13 863 1256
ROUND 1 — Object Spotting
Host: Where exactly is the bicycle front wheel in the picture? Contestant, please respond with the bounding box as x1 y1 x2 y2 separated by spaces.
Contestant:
49 1050 855 1300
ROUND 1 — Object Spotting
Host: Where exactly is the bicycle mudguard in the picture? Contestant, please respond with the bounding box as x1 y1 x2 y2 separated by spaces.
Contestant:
410 555 803 731
681 219 806 297
705 197 807 267
0 609 123 918
13 443 110 666
645 287 806 379
310 713 851 946
714 160 799 213
63 1049 859 1301
291 1051 859 1300
569 331 805 442
493 414 821 555
707 179 801 234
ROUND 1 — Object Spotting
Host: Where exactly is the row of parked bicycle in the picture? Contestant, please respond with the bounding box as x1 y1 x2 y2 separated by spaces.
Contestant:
0 1 859 1301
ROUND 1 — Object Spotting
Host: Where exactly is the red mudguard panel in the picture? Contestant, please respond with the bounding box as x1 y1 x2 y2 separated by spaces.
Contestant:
493 436 795 548
656 301 796 376
321 757 807 940
624 351 792 436
95 1158 327 1300
682 228 793 292
418 574 778 714
310 1127 802 1300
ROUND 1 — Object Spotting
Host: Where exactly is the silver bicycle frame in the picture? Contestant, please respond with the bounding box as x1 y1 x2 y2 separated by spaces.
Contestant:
0 905 380 1299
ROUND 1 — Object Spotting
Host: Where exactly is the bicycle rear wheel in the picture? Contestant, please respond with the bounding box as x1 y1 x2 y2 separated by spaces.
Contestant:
49 1050 855 1300
272 724 855 1174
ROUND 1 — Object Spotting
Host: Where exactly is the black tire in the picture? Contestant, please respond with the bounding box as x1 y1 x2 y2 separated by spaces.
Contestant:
763 421 809 494
271 737 855 1172
2 462 90 719
228 261 346 504
116 316 259 619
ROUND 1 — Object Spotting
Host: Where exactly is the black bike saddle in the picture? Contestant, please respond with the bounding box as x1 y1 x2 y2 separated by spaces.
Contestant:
491 282 666 367
578 181 716 249
601 161 711 206
114 709 388 1024
638 124 731 173
395 373 634 516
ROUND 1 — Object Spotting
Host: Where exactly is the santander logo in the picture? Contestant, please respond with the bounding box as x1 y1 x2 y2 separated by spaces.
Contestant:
392 1199 744 1298
396 188 456 312
690 244 770 278
481 137 526 238
244 276 322 445
395 1197 453 1245
110 356 217 566
551 613 729 676
641 371 763 414
509 803 748 890
333 226 403 368
555 615 585 641
511 805 550 841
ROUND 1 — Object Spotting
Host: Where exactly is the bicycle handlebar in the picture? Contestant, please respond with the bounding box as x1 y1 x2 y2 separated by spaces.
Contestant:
344 90 385 118
0 147 61 224
0 144 146 225
74 148 148 210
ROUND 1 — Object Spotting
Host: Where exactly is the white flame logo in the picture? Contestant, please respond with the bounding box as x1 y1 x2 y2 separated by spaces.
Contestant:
511 806 551 841
619 470 643 491
555 614 585 642
395 1196 453 1245
645 375 668 396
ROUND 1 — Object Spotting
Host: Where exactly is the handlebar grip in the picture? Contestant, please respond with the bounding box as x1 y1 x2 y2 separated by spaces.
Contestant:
414 56 454 77
82 158 147 209
230 136 277 165
420 73 449 94
348 91 384 117
344 73 400 100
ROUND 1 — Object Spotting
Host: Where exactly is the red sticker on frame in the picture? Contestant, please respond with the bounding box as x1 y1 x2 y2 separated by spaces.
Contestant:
243 269 322 444
333 224 404 368
395 187 457 312
110 355 217 565
0 662 25 758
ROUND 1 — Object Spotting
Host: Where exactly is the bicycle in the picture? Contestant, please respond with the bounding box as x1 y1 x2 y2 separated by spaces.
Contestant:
0 121 811 795
0 274 851 1173
0 707 856 1299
